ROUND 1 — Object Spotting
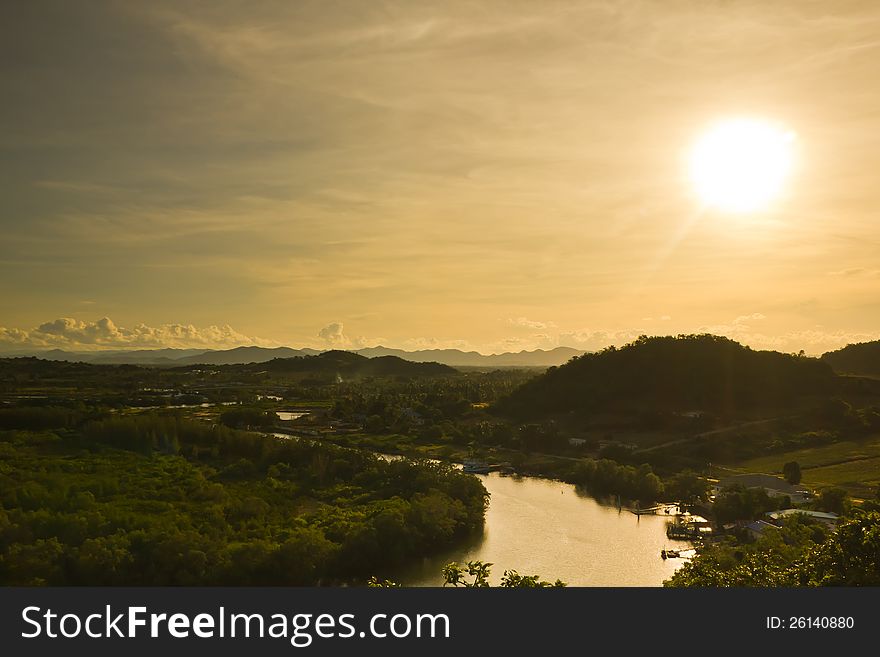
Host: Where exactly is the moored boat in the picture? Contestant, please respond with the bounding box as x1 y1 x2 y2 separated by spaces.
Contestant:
462 459 490 474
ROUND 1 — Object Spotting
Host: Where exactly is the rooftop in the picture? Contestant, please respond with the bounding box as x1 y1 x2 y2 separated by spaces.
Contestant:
718 473 808 494
767 509 839 522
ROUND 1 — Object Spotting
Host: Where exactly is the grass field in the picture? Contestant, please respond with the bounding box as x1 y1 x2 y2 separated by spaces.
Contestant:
723 436 880 499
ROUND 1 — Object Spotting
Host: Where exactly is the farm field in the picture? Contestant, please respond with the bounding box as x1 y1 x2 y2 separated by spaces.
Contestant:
723 436 880 499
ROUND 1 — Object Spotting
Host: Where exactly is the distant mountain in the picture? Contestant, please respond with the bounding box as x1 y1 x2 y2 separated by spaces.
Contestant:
0 345 582 368
3 348 212 364
495 334 836 420
254 350 456 378
353 346 584 367
89 348 211 364
822 340 880 376
173 346 322 366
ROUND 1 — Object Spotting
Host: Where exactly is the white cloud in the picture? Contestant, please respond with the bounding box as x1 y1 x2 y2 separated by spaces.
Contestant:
2 315 876 359
316 322 385 349
732 313 767 327
317 322 348 346
556 329 645 351
0 317 276 351
697 314 878 355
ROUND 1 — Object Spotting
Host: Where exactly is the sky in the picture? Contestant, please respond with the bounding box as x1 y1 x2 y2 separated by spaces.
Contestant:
2 1 880 355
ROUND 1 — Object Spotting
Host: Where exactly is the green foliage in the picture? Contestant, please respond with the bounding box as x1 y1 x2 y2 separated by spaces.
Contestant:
666 511 880 587
783 461 802 485
816 487 851 515
712 486 780 523
440 560 566 588
568 459 664 502
218 407 276 430
0 418 488 585
664 470 709 502
809 511 880 585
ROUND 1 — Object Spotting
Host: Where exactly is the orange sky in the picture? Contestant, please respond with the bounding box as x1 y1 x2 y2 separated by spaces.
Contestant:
2 1 879 354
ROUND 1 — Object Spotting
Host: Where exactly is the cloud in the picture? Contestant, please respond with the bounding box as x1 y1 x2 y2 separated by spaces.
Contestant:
4 314 874 358
507 316 557 330
317 322 385 349
318 322 348 346
556 329 645 351
732 313 767 327
0 327 31 346
827 268 880 277
0 317 275 352
697 314 879 355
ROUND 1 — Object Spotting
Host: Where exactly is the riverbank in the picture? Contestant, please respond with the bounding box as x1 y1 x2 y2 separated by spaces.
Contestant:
387 472 692 586
272 427 699 511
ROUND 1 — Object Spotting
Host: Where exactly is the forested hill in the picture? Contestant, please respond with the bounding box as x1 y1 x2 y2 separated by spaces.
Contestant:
822 340 880 376
250 350 457 378
495 335 835 420
0 351 457 382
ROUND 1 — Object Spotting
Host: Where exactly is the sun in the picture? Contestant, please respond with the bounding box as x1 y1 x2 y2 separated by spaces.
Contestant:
689 118 796 213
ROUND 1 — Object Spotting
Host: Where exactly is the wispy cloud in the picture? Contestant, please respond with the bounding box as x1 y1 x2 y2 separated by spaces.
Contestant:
827 268 880 277
507 316 557 330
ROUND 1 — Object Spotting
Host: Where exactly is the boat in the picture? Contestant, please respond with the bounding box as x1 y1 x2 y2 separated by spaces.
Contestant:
462 459 490 474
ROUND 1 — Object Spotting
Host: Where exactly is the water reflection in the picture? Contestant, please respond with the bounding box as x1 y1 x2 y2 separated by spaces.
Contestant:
392 472 689 587
276 411 309 421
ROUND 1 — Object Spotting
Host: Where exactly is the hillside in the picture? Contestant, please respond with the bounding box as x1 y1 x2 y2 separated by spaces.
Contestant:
174 346 322 365
183 350 457 379
1 345 582 368
354 346 584 367
0 351 457 384
495 334 836 420
822 340 880 376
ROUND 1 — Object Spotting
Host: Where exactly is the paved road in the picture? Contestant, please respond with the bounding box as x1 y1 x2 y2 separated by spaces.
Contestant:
633 416 785 454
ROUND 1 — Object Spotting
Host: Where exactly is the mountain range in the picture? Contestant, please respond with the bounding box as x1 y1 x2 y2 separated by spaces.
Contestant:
0 345 584 368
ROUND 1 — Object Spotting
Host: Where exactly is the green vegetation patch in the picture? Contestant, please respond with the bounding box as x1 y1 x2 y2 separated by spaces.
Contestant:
0 415 488 586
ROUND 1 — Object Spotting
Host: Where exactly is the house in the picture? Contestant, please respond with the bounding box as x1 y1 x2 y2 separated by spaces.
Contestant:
766 509 839 527
715 473 812 504
744 520 777 539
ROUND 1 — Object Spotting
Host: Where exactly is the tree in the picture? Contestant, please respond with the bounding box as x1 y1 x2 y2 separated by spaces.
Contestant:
783 461 802 485
713 486 776 523
369 561 566 588
666 511 880 587
817 487 850 515
808 511 880 585
441 561 566 588
666 470 709 502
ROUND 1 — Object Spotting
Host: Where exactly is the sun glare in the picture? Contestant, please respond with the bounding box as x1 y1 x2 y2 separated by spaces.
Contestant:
689 118 795 213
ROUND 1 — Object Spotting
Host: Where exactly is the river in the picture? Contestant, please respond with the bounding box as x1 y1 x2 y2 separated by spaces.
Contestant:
392 472 691 587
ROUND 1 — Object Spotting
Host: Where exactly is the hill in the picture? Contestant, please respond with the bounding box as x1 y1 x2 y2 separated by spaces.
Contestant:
822 340 880 376
354 346 583 368
0 351 457 383
0 345 582 368
173 346 322 365
495 334 836 420
171 350 457 379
